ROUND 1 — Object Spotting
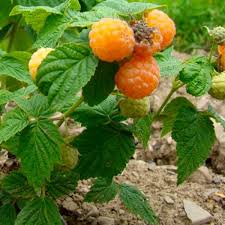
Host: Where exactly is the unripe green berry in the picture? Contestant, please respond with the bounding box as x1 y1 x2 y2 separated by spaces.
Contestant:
209 72 225 100
119 97 150 118
208 26 225 45
59 145 79 171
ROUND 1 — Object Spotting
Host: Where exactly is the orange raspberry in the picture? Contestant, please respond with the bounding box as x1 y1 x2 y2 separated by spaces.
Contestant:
115 54 160 99
218 45 225 55
89 18 135 62
218 45 225 71
29 48 54 80
219 54 225 71
144 9 176 50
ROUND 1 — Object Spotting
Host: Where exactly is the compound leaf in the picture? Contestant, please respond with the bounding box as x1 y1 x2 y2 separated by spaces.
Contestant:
15 197 61 225
47 170 79 199
18 120 63 187
36 43 98 111
73 125 135 179
95 0 159 16
72 95 123 127
172 107 216 184
83 61 118 106
10 5 62 32
155 47 183 77
0 56 32 84
33 15 70 48
0 204 16 225
0 108 29 144
2 171 35 199
119 184 158 225
15 0 65 7
179 57 213 96
15 94 52 118
161 97 195 137
85 178 118 203
132 115 152 149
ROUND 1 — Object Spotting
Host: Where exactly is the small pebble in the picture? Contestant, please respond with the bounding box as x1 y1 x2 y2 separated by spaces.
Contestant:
164 196 174 204
87 205 99 218
97 216 115 225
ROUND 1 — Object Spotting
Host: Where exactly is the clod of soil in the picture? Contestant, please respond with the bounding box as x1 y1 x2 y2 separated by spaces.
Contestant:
59 160 225 225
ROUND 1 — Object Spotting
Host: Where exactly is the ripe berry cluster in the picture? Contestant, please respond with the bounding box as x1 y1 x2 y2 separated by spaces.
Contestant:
28 10 176 117
89 10 176 101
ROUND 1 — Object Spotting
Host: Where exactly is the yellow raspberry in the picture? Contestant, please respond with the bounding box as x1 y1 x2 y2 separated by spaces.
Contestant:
144 9 176 50
89 18 135 62
115 54 160 99
29 48 54 80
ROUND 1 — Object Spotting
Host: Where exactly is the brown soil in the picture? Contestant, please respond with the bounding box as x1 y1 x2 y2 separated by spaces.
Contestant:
58 51 225 225
59 160 225 225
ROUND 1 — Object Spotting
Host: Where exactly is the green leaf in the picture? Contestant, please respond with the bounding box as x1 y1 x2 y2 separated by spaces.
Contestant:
47 170 79 199
0 191 12 205
95 0 159 16
10 5 62 32
0 56 32 84
15 197 61 225
15 0 66 7
179 57 213 96
0 89 15 105
7 51 32 67
59 0 81 12
0 24 13 41
69 7 119 27
161 97 195 137
73 125 135 179
172 107 216 184
83 61 118 106
33 15 70 48
72 96 123 127
132 115 152 149
85 178 118 203
0 1 12 27
69 0 160 27
18 120 63 187
15 94 52 118
36 43 98 111
0 85 37 106
155 47 183 77
0 204 17 225
1 135 20 156
2 171 35 199
80 0 97 10
0 108 29 144
16 199 29 210
207 105 225 131
119 184 158 225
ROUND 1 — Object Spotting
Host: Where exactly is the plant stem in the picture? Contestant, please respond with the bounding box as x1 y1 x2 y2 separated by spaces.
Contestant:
57 96 84 127
154 88 175 119
154 80 184 120
7 17 22 53
41 186 46 197
208 41 215 63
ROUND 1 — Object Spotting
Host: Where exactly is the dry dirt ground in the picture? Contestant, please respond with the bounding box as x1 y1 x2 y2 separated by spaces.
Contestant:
59 160 225 225
58 51 225 225
1 51 225 225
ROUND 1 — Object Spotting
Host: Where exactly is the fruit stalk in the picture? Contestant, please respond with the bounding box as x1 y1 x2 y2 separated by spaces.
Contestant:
154 80 184 119
57 96 84 127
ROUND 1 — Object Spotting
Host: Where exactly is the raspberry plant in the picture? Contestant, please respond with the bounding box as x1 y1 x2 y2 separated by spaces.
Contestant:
0 0 225 224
